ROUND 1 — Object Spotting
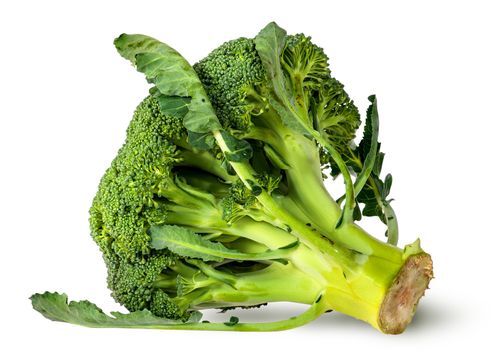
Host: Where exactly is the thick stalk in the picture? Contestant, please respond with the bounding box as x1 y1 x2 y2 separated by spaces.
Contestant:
183 242 432 333
275 130 402 262
190 260 324 308
244 112 401 260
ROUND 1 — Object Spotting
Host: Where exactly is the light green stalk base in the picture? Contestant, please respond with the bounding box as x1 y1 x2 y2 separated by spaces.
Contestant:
177 240 433 334
211 129 433 333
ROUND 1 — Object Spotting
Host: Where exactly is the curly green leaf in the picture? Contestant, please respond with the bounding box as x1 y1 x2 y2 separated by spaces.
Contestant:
114 33 221 133
30 292 202 328
31 292 330 331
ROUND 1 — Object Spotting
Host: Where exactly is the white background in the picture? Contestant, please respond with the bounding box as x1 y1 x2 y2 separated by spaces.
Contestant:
1 0 489 349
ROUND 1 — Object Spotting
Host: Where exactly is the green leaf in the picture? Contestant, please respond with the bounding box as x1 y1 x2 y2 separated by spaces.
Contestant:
357 176 384 219
150 225 299 262
187 131 215 150
220 131 253 162
345 96 399 245
383 173 393 198
354 95 380 196
30 292 202 328
254 22 288 89
373 151 385 177
355 166 398 245
150 225 230 262
183 108 221 134
255 23 310 135
268 94 309 135
114 34 221 133
358 95 379 161
31 291 331 331
150 87 191 119
114 34 198 96
220 158 235 176
353 202 362 221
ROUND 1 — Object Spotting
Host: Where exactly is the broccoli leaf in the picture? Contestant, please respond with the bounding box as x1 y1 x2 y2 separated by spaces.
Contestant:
150 225 230 261
351 96 398 245
150 225 299 262
30 292 202 328
31 292 333 332
220 131 253 162
255 22 310 134
187 131 215 150
114 33 221 133
150 88 191 119
353 95 380 196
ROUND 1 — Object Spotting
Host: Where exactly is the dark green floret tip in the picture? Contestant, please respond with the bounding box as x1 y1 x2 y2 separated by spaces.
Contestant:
194 38 266 130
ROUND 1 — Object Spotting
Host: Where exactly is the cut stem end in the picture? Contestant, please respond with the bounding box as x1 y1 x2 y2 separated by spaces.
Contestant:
378 253 433 334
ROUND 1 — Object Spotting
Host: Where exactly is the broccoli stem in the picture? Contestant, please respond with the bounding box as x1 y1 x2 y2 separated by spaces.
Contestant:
384 201 399 245
268 130 401 262
242 109 397 259
285 148 401 261
171 240 431 333
187 259 324 308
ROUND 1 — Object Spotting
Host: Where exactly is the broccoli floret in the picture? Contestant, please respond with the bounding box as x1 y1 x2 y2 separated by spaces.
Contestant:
194 34 360 168
194 38 265 130
103 252 182 318
31 23 433 335
89 96 183 260
88 94 290 319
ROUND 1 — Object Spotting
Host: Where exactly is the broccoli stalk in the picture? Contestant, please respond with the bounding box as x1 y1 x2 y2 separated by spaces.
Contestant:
31 22 433 334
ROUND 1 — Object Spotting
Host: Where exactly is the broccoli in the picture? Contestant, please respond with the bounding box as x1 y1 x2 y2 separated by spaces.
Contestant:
31 22 433 334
